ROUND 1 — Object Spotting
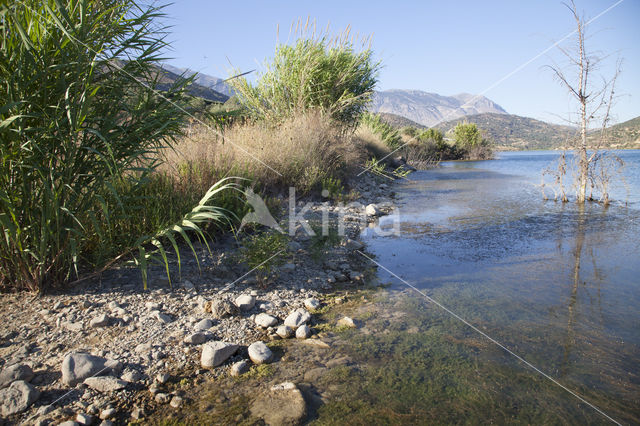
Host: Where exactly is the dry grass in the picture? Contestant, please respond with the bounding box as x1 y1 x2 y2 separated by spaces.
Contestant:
354 125 392 160
160 112 364 195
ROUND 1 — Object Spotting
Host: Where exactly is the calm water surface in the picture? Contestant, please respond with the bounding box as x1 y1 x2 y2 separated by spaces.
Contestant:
350 150 640 424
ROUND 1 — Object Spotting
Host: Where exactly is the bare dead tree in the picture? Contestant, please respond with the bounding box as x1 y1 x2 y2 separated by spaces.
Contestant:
547 0 622 204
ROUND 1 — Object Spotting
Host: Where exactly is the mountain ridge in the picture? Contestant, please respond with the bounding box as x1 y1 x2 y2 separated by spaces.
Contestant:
369 89 507 127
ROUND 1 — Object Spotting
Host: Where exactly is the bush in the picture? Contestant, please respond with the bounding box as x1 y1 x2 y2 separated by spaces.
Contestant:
229 26 380 128
0 1 231 292
452 122 493 160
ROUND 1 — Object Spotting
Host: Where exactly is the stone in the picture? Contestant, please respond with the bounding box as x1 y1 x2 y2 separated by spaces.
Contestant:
206 299 239 318
303 298 320 311
61 352 109 386
200 342 239 368
89 314 110 328
248 341 273 364
169 395 183 408
234 294 256 311
0 364 34 388
0 380 40 416
99 408 116 420
58 422 79 426
145 302 160 310
121 370 142 383
194 318 213 331
76 413 94 425
276 325 294 338
254 313 278 328
156 373 170 384
250 382 306 425
182 280 195 290
99 421 113 426
183 332 208 345
230 360 249 377
295 325 311 339
337 316 357 328
365 203 381 216
152 311 173 324
155 393 170 404
84 376 127 392
283 309 311 329
131 406 146 420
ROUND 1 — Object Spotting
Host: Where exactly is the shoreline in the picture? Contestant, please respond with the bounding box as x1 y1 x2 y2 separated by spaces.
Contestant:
0 171 397 425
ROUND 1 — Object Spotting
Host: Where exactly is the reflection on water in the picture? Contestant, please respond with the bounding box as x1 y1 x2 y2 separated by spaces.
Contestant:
355 152 640 424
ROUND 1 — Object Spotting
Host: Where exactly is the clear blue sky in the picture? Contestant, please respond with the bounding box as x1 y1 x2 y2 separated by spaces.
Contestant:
161 0 639 125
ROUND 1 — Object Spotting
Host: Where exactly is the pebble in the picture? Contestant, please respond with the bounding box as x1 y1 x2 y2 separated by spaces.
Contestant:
254 313 278 328
337 316 357 328
194 318 213 331
84 376 127 392
276 325 294 338
183 332 208 345
89 314 111 328
283 309 311 328
155 393 170 404
99 407 116 420
234 294 256 311
76 413 94 425
230 360 249 377
303 298 320 310
170 395 183 408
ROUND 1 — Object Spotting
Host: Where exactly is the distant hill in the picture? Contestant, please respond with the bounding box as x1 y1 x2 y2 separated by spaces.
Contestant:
369 90 507 127
378 112 427 130
161 64 234 98
155 66 229 103
590 116 640 149
436 113 576 150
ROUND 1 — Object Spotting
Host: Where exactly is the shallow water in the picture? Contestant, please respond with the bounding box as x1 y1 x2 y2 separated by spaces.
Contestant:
348 151 640 424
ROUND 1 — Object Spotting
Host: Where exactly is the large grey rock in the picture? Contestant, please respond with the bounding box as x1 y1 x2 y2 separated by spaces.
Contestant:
250 382 306 425
235 294 256 311
255 313 278 328
84 376 127 392
248 341 273 365
283 309 311 329
0 380 40 416
200 342 238 368
0 364 34 389
61 352 109 386
296 325 311 339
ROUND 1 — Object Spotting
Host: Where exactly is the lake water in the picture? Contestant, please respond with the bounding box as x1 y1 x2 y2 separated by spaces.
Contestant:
338 150 640 424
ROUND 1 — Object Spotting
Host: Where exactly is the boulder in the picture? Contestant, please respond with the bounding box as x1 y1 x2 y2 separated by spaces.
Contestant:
248 341 273 365
206 299 239 318
0 380 40 416
303 298 320 310
0 364 34 389
250 382 307 425
200 342 238 368
230 360 249 377
194 318 213 331
183 332 208 345
276 325 294 339
61 352 110 386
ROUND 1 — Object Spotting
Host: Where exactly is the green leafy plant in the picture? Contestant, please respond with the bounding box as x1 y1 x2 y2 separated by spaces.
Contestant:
239 231 289 287
0 0 215 292
321 176 345 201
360 113 403 149
229 22 380 128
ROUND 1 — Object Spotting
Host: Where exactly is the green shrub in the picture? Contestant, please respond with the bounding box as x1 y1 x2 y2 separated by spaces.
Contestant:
0 0 233 292
229 26 380 128
452 122 492 160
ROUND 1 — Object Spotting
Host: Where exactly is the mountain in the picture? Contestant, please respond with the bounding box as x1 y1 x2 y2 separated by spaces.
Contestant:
436 113 576 150
368 90 507 127
161 64 234 98
377 112 427 130
154 66 229 103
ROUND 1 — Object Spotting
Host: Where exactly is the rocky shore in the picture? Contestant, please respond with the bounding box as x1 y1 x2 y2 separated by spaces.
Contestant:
0 173 397 425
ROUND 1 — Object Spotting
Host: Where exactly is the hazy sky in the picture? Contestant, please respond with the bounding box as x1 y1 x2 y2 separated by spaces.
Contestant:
161 0 639 125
